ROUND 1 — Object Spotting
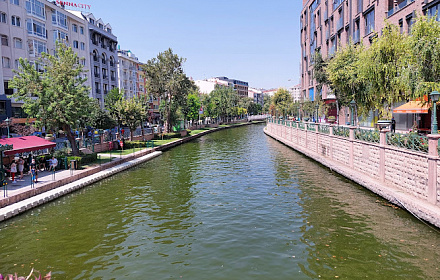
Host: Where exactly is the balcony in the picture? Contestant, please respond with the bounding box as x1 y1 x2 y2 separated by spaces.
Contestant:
94 73 100 78
111 76 116 81
353 30 360 44
387 0 415 17
103 75 108 80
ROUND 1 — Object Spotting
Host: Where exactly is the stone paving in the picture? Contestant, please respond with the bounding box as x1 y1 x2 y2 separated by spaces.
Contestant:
0 151 162 222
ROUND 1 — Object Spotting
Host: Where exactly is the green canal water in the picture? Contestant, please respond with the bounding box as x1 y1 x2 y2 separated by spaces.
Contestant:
0 123 440 279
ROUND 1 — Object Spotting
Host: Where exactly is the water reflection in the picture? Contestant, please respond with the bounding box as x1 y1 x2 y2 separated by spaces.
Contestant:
0 124 438 279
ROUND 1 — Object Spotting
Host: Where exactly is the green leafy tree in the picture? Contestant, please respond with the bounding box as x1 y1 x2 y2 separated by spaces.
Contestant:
263 95 272 113
358 22 408 118
105 87 124 128
403 14 440 99
272 88 293 117
10 42 92 156
184 92 201 122
115 97 147 140
91 106 117 130
327 41 367 116
209 85 238 121
312 51 330 93
143 48 195 132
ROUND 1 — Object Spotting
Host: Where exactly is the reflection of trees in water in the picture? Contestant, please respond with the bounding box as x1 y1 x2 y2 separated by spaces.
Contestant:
268 139 440 279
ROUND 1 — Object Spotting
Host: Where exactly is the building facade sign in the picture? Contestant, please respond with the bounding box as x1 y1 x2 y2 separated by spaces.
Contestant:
56 0 91 9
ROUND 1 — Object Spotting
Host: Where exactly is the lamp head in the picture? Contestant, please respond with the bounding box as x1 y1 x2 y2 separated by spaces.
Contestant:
350 100 356 107
4 118 11 125
430 91 440 102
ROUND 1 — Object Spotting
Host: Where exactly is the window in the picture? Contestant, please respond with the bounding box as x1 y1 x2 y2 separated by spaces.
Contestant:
93 50 98 61
0 12 6 23
0 101 6 116
73 40 78 48
89 18 94 24
53 30 68 43
107 28 111 33
1 35 8 46
52 11 67 29
14 59 19 69
28 39 46 57
94 66 99 77
26 19 46 38
2 57 10 68
26 0 45 19
80 26 84 34
111 70 115 81
79 58 85 66
10 0 19 5
72 24 78 32
399 19 403 34
13 37 22 48
110 56 115 67
80 42 85 50
102 68 107 78
428 3 440 21
407 15 414 34
11 16 20 27
365 9 374 35
101 53 106 64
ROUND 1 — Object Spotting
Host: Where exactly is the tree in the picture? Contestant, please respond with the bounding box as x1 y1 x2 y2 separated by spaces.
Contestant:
263 95 272 113
403 15 440 99
312 51 330 93
143 48 195 132
10 42 92 156
184 92 201 122
115 97 147 140
272 88 292 117
209 86 238 121
91 105 117 130
327 40 367 117
105 87 124 129
358 22 408 119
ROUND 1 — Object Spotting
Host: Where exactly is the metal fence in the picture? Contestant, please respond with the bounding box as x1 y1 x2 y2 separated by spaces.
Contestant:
355 128 380 144
386 132 428 154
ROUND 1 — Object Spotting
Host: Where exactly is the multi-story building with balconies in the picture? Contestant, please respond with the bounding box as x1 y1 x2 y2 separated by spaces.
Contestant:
68 10 118 108
300 0 439 102
117 49 138 99
215 76 248 98
0 0 90 119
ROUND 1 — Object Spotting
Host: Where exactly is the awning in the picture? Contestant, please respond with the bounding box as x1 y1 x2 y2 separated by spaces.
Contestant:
393 101 430 114
0 136 56 156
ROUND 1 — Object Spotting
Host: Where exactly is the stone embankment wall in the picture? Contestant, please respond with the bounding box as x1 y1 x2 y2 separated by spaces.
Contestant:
265 121 440 227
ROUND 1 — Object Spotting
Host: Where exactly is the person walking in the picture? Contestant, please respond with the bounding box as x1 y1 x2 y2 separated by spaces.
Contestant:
30 158 38 183
391 117 396 133
18 157 24 179
10 160 17 183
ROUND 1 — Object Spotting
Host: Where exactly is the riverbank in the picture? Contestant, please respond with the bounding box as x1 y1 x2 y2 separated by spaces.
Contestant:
264 123 440 229
0 121 264 222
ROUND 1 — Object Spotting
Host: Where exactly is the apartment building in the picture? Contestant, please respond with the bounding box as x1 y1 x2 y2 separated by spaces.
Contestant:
216 76 249 98
300 0 440 103
116 49 138 99
0 0 90 119
68 10 118 108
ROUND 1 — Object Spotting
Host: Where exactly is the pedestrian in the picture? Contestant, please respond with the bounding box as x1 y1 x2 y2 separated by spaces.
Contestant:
10 160 17 183
391 117 396 133
18 157 24 179
50 156 58 171
30 158 38 183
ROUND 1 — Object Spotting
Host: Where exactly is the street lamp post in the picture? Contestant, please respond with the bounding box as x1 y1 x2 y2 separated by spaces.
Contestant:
350 100 356 126
430 91 440 134
4 118 11 138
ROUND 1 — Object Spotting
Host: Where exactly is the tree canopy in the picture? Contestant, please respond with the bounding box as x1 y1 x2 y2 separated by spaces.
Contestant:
10 42 92 156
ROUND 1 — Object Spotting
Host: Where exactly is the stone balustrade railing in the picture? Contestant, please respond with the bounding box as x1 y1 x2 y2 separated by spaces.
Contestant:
266 118 440 206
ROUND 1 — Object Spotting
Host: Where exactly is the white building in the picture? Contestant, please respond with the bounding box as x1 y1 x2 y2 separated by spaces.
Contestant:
195 78 229 94
289 84 302 102
0 0 91 119
248 87 264 106
117 49 139 99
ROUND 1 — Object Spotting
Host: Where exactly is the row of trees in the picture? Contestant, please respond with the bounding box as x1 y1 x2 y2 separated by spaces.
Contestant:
8 44 263 156
313 15 440 120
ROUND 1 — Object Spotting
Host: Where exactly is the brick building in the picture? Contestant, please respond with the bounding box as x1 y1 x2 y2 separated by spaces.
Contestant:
300 0 440 105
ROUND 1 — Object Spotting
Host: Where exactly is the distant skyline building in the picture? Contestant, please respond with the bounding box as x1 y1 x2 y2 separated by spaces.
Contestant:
194 78 229 94
289 84 301 102
248 87 264 107
216 76 248 98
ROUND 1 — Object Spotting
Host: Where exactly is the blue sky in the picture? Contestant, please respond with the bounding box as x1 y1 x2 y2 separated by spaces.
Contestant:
79 0 301 89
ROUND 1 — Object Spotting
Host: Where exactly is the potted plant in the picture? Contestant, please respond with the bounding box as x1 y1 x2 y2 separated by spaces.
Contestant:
328 116 336 124
44 134 54 141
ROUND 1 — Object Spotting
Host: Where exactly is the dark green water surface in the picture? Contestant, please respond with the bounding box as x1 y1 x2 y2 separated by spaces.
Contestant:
0 123 440 279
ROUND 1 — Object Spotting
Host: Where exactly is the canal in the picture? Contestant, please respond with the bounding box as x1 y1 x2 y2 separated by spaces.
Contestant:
0 123 439 279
